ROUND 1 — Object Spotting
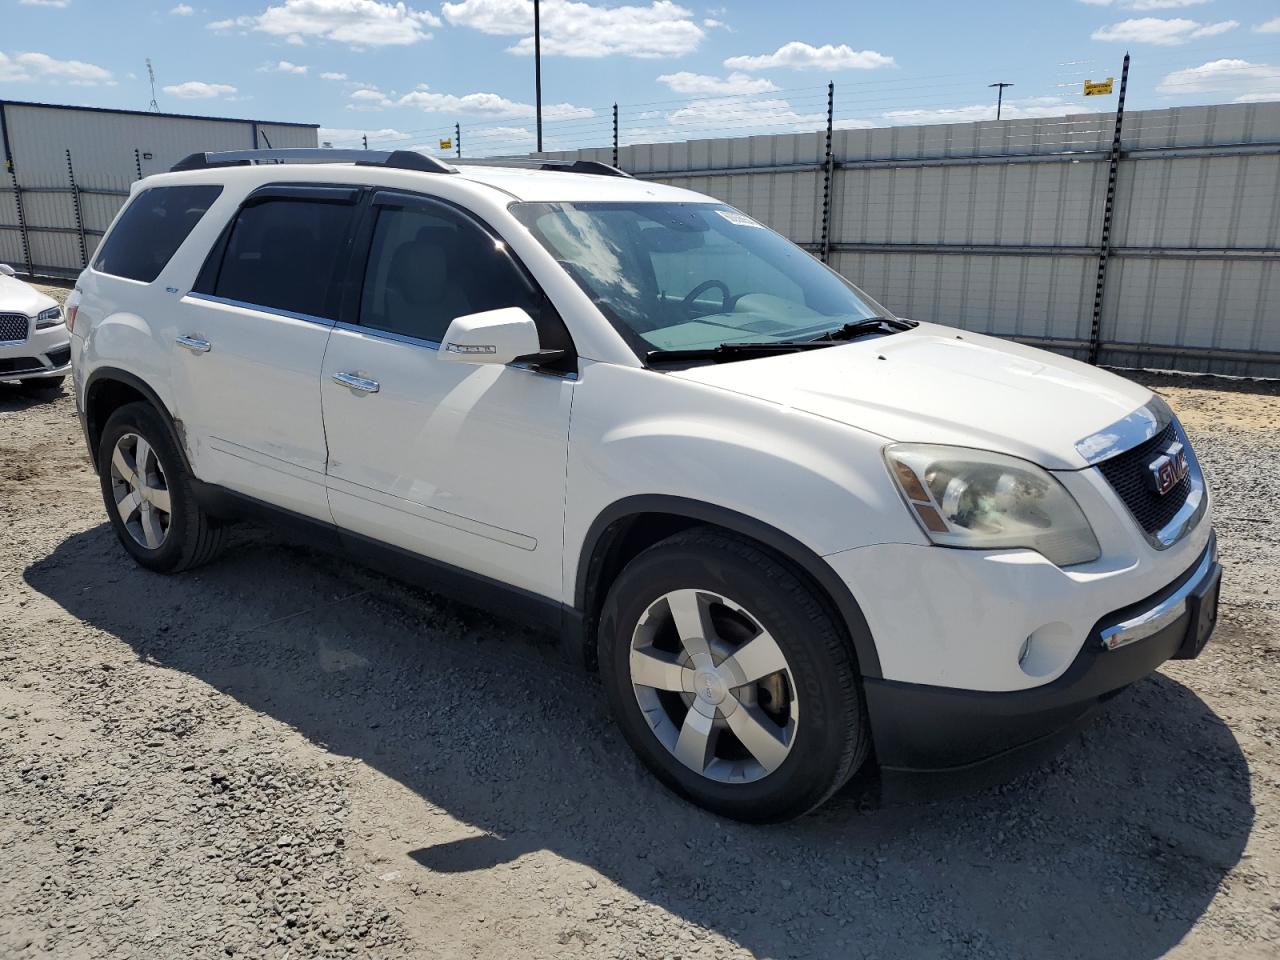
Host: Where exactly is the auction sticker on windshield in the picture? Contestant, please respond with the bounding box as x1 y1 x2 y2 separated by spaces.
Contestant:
716 209 763 228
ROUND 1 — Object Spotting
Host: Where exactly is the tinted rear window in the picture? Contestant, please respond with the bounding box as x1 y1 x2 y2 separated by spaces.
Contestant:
211 199 356 320
93 185 223 283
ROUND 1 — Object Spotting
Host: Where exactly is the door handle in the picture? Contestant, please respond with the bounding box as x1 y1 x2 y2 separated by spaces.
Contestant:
332 372 380 394
176 335 211 354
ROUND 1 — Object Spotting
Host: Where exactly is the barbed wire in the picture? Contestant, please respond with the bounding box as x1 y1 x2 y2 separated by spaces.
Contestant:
316 44 1279 159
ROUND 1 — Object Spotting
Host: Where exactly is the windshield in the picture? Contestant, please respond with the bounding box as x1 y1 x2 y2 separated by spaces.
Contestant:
509 201 894 354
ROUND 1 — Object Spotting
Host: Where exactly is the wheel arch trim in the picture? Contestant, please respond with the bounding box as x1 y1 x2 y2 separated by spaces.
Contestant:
575 494 883 679
82 366 192 474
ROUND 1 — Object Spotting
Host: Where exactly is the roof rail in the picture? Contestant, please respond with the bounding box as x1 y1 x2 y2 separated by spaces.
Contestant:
452 157 633 179
169 148 457 175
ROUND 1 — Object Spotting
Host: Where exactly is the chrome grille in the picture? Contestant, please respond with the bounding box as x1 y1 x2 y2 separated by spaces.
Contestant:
1096 422 1194 536
0 313 30 343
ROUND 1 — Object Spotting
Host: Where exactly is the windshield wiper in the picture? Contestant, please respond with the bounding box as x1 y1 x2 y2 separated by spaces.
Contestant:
646 340 838 366
815 316 919 341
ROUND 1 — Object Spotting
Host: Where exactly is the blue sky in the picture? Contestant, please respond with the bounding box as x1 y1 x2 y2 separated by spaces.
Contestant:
3 0 1279 155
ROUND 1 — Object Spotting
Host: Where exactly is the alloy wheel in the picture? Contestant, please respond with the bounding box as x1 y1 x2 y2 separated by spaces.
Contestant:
629 588 799 783
108 432 172 550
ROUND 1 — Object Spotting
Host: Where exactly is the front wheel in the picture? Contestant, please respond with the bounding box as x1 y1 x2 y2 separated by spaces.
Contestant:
97 401 226 573
598 527 870 822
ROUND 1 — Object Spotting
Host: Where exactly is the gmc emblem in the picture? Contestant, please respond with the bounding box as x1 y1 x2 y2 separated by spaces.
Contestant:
1148 441 1189 496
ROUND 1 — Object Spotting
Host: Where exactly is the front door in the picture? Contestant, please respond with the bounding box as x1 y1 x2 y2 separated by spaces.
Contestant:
320 191 574 601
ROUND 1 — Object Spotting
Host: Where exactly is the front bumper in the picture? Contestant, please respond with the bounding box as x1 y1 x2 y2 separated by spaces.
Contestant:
862 533 1221 798
0 322 71 381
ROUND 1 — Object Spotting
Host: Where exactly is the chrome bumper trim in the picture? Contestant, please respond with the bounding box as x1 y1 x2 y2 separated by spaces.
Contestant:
1099 540 1217 652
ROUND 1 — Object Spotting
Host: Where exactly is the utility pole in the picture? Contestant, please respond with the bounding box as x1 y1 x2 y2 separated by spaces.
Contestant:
989 81 1013 120
455 122 462 159
534 0 543 152
362 134 368 150
612 103 619 168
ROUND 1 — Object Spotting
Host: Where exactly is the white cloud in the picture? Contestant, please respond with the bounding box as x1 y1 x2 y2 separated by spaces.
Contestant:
18 0 70 7
657 71 777 95
1157 58 1280 101
442 0 704 58
392 84 595 119
725 41 895 72
0 51 114 84
261 59 309 73
318 125 409 145
1256 18 1280 34
163 80 238 98
667 96 824 131
702 17 726 29
349 87 391 106
209 0 440 47
1092 17 1239 45
320 70 348 79
1079 0 1209 8
469 125 535 143
170 3 194 14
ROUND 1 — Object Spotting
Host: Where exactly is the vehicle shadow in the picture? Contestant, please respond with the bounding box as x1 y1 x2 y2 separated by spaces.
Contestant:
26 524 1254 960
0 380 65 411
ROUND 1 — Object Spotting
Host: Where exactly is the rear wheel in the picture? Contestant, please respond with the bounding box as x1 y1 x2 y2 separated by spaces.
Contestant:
598 527 869 822
97 402 225 573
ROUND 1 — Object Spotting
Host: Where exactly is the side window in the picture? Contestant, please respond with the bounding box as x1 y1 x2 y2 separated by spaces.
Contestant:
93 184 223 283
358 204 539 343
212 198 356 320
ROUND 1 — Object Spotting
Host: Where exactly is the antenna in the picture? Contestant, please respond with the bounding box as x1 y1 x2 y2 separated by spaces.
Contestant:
146 59 160 113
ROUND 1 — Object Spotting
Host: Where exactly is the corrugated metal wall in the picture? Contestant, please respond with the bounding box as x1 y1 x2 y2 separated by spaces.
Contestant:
543 102 1280 378
0 102 318 277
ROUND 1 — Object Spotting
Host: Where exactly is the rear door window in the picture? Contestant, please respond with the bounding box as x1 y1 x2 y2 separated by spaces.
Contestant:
92 185 223 283
210 197 358 320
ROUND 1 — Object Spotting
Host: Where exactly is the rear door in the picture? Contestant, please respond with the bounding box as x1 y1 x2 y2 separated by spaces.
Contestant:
172 184 360 520
320 190 575 601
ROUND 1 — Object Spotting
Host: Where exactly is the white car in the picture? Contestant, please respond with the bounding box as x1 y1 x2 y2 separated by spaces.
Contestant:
0 263 71 392
68 149 1221 822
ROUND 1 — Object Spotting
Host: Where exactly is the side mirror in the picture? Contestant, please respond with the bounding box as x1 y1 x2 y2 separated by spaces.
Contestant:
440 307 541 366
0 264 15 277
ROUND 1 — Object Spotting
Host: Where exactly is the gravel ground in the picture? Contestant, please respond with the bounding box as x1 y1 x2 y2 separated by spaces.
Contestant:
2 283 1278 959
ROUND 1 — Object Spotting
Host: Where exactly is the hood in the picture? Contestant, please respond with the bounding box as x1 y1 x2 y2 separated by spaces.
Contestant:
0 274 58 318
669 323 1153 470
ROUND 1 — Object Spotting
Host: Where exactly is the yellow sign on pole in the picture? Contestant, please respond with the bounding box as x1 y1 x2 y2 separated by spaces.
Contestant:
439 138 453 150
1083 78 1115 96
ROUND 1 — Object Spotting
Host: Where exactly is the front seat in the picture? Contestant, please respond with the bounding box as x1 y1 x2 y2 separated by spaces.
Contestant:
383 228 473 341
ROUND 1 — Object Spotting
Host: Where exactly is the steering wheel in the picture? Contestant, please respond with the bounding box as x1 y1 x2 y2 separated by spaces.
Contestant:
681 279 732 313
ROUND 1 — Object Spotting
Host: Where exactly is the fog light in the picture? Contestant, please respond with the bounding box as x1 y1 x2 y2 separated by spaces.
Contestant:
1018 623 1075 679
1018 635 1032 666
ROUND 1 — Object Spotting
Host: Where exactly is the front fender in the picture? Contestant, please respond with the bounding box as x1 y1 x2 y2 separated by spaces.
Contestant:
564 361 928 668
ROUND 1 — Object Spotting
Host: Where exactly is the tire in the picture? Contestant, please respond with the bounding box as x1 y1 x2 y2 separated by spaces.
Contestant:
19 375 65 394
598 527 870 823
97 401 226 573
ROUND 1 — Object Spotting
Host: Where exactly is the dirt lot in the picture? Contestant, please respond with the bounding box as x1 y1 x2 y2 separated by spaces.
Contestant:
2 283 1279 959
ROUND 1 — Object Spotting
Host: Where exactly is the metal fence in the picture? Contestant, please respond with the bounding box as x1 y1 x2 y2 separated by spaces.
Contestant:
542 100 1280 379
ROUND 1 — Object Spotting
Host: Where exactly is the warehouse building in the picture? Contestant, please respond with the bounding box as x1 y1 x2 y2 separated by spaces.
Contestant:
0 100 319 277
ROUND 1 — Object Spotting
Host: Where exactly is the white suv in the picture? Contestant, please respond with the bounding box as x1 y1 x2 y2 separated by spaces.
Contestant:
69 149 1221 821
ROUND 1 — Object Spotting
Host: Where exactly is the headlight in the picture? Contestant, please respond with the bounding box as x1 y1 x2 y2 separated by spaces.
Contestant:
35 306 63 329
885 443 1101 567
